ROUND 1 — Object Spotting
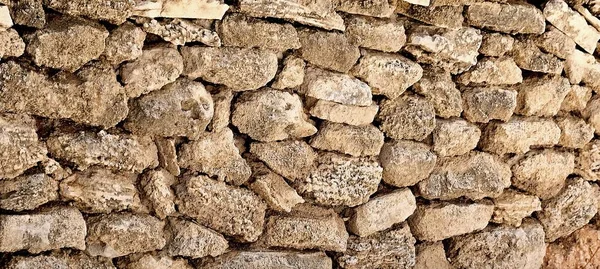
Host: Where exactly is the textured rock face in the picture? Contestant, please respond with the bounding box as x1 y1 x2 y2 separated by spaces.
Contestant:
397 2 463 29
200 251 332 269
576 139 600 181
0 173 58 211
140 18 220 46
466 2 546 34
120 254 192 269
0 114 47 179
250 140 316 181
510 39 564 74
140 169 176 219
544 225 600 269
481 118 561 155
479 33 514 57
544 0 600 54
409 202 494 241
102 22 146 65
534 26 575 59
345 15 405 52
414 242 452 269
512 149 575 199
166 218 228 258
8 0 45 28
379 140 437 187
302 67 372 106
458 57 523 85
309 100 379 126
238 0 344 31
298 29 359 73
433 119 481 157
348 189 416 237
249 169 304 212
121 46 183 98
492 190 541 227
413 67 462 118
514 75 570 117
462 87 517 123
45 0 133 24
561 85 592 113
310 122 384 157
271 55 305 90
218 13 300 52
556 116 595 149
0 29 25 58
337 0 396 17
378 95 436 141
133 0 228 20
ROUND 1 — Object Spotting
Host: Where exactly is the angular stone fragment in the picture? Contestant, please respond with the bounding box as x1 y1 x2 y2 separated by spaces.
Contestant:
458 57 522 85
302 67 372 106
309 100 378 126
250 140 316 181
510 39 564 74
514 75 570 117
556 115 595 149
345 15 405 52
175 176 266 242
0 5 11 29
121 46 183 97
462 87 517 123
296 152 382 207
447 220 546 269
271 56 305 90
250 169 304 212
396 2 464 28
121 254 192 269
491 190 541 227
544 0 600 54
409 202 494 241
238 0 344 31
27 16 108 71
45 0 133 24
337 0 396 17
141 169 176 219
0 28 25 58
86 213 166 258
9 0 45 28
102 22 146 65
564 50 600 89
538 178 598 242
218 13 300 52
413 67 462 118
575 139 600 181
351 50 422 99
0 173 57 211
466 2 545 34
349 189 416 237
512 150 574 200
310 122 384 157
379 140 437 187
208 88 232 132
544 225 600 269
155 137 180 176
166 218 228 258
414 242 452 269
133 0 228 19
433 119 481 157
534 26 576 59
479 33 514 57
200 251 332 269
260 204 348 251
178 128 250 186
232 89 317 141
561 85 592 113
584 96 600 135
481 117 561 155
337 225 416 269
6 251 115 269
419 151 512 200
141 18 220 46
298 29 359 73
378 95 436 141
0 114 47 179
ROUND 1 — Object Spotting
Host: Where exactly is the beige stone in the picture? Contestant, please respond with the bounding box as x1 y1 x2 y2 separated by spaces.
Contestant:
584 96 600 135
337 0 397 17
534 25 576 59
556 115 595 149
466 2 545 34
45 0 133 24
479 32 514 57
413 67 462 118
133 0 228 19
512 149 574 200
250 169 304 212
345 15 406 52
166 218 228 258
349 189 416 237
155 137 180 176
433 119 481 157
462 87 517 123
564 49 600 87
544 0 600 54
200 251 332 269
9 0 45 28
121 254 193 269
397 2 464 28
491 190 541 227
0 173 58 211
575 139 600 181
6 251 114 269
141 18 220 46
0 28 25 58
250 140 316 181
510 39 564 74
102 22 146 65
299 29 359 73
378 95 436 141
514 75 570 117
0 114 47 179
140 169 176 219
121 46 183 98
302 67 372 106
379 140 437 187
309 100 378 126
218 13 300 52
414 242 452 269
543 225 600 269
0 5 13 28
481 117 561 155
310 122 384 157
458 57 523 85
208 88 233 132
238 0 344 31
561 85 592 113
271 55 305 90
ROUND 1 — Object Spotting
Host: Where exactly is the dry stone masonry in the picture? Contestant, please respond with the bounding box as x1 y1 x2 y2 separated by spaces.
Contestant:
0 0 600 268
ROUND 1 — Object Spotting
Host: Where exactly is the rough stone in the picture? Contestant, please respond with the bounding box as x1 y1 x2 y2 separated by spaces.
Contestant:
9 0 45 28
491 190 541 227
534 25 576 59
208 88 232 132
561 85 592 113
413 67 462 118
0 114 47 179
6 251 115 269
155 137 180 176
250 140 316 181
102 22 146 65
301 67 373 106
0 28 25 58
433 118 481 157
309 100 378 126
141 18 220 46
512 150 574 200
218 13 300 52
0 173 58 211
543 225 600 269
480 117 561 155
584 96 600 135
0 5 11 29
556 115 595 149
45 0 133 24
544 0 600 54
249 169 304 212
199 251 332 269
348 189 416 237
462 87 517 123
271 55 305 90
575 139 600 181
120 46 183 98
337 0 396 17
344 15 405 52
238 0 344 31
396 2 464 28
121 254 192 269
133 0 228 20
414 242 452 269
140 169 176 219
458 57 523 85
564 50 600 89
466 2 546 34
479 33 514 57
298 29 360 73
510 38 564 74
378 95 436 141
310 122 384 157
166 218 228 258
379 140 437 187
514 75 570 117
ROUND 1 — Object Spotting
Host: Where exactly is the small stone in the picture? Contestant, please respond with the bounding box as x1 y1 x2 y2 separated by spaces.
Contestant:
175 176 267 242
564 50 600 88
433 119 481 157
544 225 600 269
301 67 373 106
544 0 600 54
0 5 13 29
418 151 512 200
561 85 592 113
348 189 416 237
396 2 464 29
378 95 436 141
309 100 378 126
102 22 146 65
556 116 595 149
337 0 396 17
6 251 115 269
121 254 192 269
583 96 600 135
479 33 514 57
511 149 575 200
86 213 166 258
514 75 570 117
60 167 143 214
534 25 576 59
166 218 228 258
271 55 305 90
296 152 382 207
481 117 561 155
298 29 359 73
124 78 214 139
260 204 349 252
337 225 416 269
344 15 406 52
466 2 546 34
0 206 86 253
121 46 183 97
414 242 452 269
249 169 304 212
133 0 228 20
413 67 462 118
27 16 108 71
510 38 564 74
200 251 332 269
140 169 176 219
250 140 317 181
408 201 494 241
232 89 317 142
155 137 180 176
141 18 220 46
491 190 541 227
9 0 45 28
462 87 517 123
447 220 546 269
0 114 47 179
0 28 25 58
575 139 600 181
208 88 233 132
310 122 384 157
45 0 133 24
537 178 598 242
218 13 300 52
351 50 423 99
379 140 437 187
238 0 344 31
178 128 250 186
0 173 58 211
458 57 523 85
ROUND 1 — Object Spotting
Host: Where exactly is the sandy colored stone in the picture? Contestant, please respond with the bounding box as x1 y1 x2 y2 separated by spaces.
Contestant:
462 87 517 123
271 55 305 90
299 29 360 73
466 2 545 34
564 50 600 89
379 140 437 187
6 252 114 269
101 22 146 65
155 137 180 176
543 225 600 269
337 225 416 269
133 0 228 20
556 115 595 149
199 251 332 269
121 46 183 98
0 114 47 179
250 140 316 181
208 88 232 132
544 0 600 54
458 57 523 85
310 122 384 157
510 38 564 74
9 0 45 28
396 2 464 28
166 218 228 258
0 173 57 211
561 85 592 113
26 16 108 71
378 95 436 141
47 130 158 173
413 67 462 118
337 0 396 17
141 169 176 219
178 128 250 186
250 169 304 212
349 189 416 237
534 25 576 59
218 13 300 52
121 254 193 269
0 5 11 29
515 75 570 117
141 18 220 46
433 118 481 157
238 0 344 31
479 32 514 57
344 15 405 52
302 67 372 106
481 117 561 155
351 50 422 99
309 100 378 126
491 190 541 227
261 204 349 251
0 28 25 58
575 139 600 181
45 0 133 24
512 150 574 200
414 242 452 269
584 96 600 135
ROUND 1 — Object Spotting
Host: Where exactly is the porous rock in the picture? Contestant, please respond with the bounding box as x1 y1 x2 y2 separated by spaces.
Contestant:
462 87 517 123
0 173 58 211
396 2 464 29
379 140 437 187
102 22 146 65
337 0 397 17
584 96 600 135
309 100 378 126
414 242 452 269
121 254 193 269
45 0 133 24
575 139 600 181
250 140 316 181
344 15 406 52
534 25 576 59
544 0 600 54
466 2 546 34
458 57 522 85
120 46 183 97
301 67 373 106
5 251 115 269
544 225 600 269
377 95 436 141
0 28 25 58
510 38 564 74
133 0 228 20
310 122 384 157
491 190 541 227
9 0 45 28
249 168 304 212
166 218 229 258
298 29 360 73
271 55 305 90
480 117 561 155
0 114 47 179
140 169 176 219
512 149 575 200
514 75 570 117
141 18 220 46
238 0 345 31
208 88 233 132
561 85 592 113
218 13 300 52
199 251 332 269
155 137 180 176
479 32 514 57
556 115 595 149
412 66 462 118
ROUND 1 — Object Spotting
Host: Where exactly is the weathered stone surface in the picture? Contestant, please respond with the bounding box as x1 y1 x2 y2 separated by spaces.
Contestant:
575 139 600 181
561 85 592 113
351 50 422 99
414 242 452 269
6 251 115 269
378 95 436 141
27 16 108 71
481 117 561 155
458 57 523 85
155 137 180 176
208 88 232 132
271 55 305 90
121 254 192 269
45 0 133 24
250 140 316 181
310 122 384 157
510 39 564 74
0 28 25 58
556 116 595 149
0 173 58 211
564 50 600 89
260 204 348 251
298 29 360 73
309 100 378 126
512 150 574 200
337 0 396 17
302 67 372 106
534 25 576 59
47 131 158 173
121 46 183 97
491 190 541 227
349 189 416 237
166 218 228 258
584 96 600 135
175 176 266 242
397 2 464 28
9 0 45 28
379 140 437 187
413 67 462 118
409 202 494 241
0 114 47 179
238 0 344 30
479 32 514 57
250 169 304 212
337 225 416 269
433 119 481 157
86 213 166 258
0 6 11 29
0 207 86 253
462 87 517 123
543 225 600 269
140 18 220 46
345 15 405 52
0 62 128 127
418 151 512 200
466 2 545 34
218 13 299 52
133 0 228 20
448 220 546 269
514 75 570 117
200 251 332 269
538 178 598 242
182 47 278 91
102 22 146 65
544 0 600 54
141 169 176 219
296 152 382 207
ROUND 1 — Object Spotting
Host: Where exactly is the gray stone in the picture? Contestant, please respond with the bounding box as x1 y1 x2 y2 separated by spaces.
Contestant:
166 218 228 258
337 0 397 17
397 2 464 28
479 33 514 57
45 0 133 24
510 38 564 74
